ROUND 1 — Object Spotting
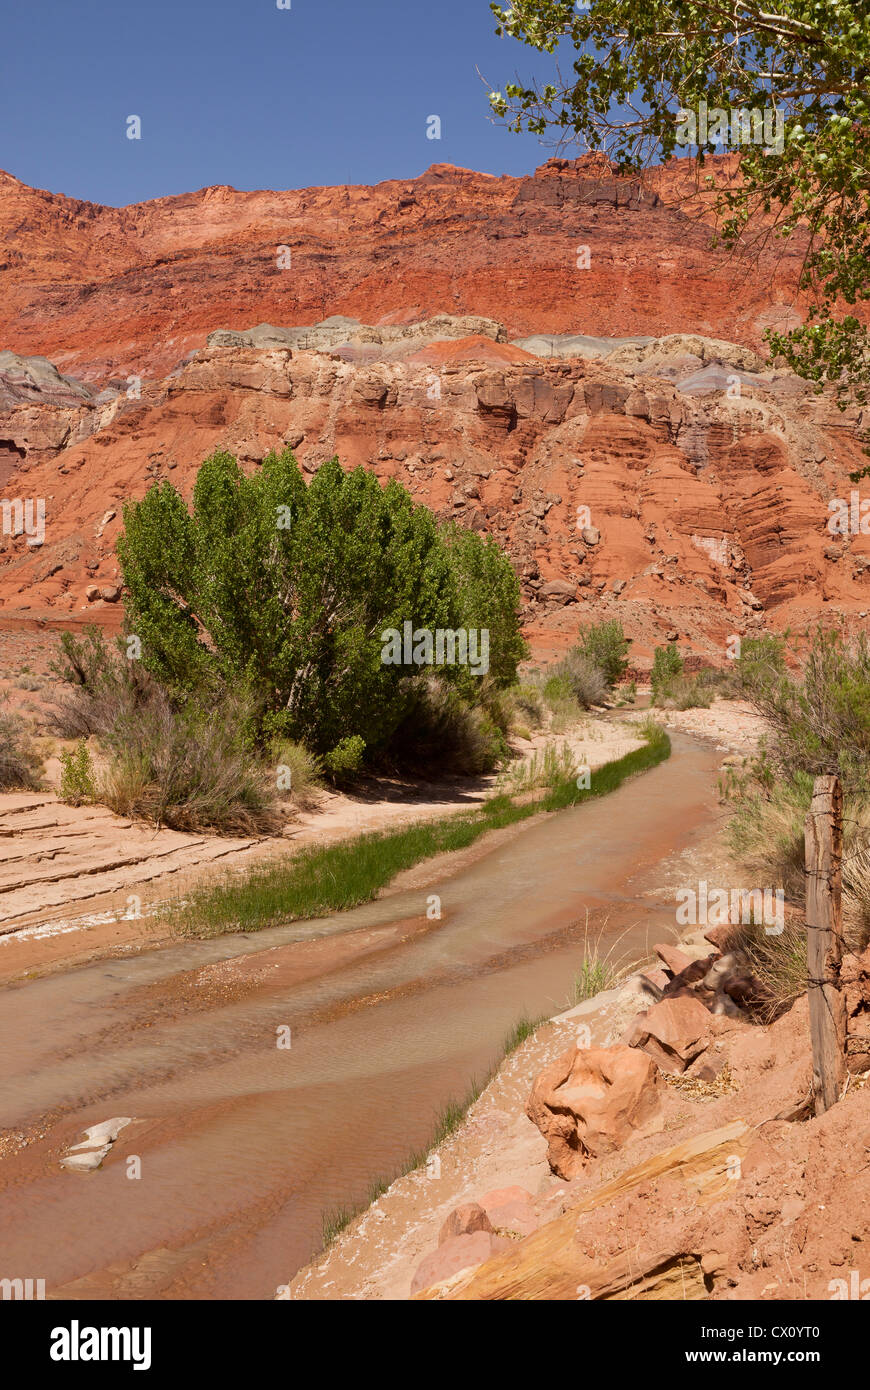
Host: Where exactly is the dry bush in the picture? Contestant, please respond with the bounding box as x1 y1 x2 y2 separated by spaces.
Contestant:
553 650 610 709
48 627 154 739
101 691 280 835
499 740 578 794
388 675 506 776
508 681 546 729
0 703 43 790
270 739 324 809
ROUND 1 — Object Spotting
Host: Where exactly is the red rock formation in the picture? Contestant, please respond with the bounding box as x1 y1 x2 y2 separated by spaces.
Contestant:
527 1043 663 1178
0 155 809 383
0 337 867 655
1 155 867 653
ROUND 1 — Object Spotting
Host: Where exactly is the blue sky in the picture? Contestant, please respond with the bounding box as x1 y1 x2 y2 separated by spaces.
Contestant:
1 0 562 206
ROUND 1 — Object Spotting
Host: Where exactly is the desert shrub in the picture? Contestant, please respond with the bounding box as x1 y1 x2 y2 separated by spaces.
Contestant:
49 626 154 739
725 626 870 942
49 628 280 833
271 739 323 807
542 673 572 704
509 681 546 729
734 632 789 694
59 739 96 805
653 672 712 710
100 690 279 834
723 761 812 902
735 624 870 795
387 676 506 776
477 680 514 738
116 448 526 765
539 672 581 732
323 735 367 783
499 740 578 794
721 919 810 1023
653 656 736 710
575 619 631 689
0 704 43 790
553 649 609 709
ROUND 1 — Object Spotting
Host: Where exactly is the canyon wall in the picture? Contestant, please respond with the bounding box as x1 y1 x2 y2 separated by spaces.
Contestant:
0 329 866 658
0 154 805 382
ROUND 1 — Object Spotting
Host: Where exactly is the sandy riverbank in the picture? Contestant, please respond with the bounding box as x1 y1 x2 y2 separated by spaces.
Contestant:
0 713 643 982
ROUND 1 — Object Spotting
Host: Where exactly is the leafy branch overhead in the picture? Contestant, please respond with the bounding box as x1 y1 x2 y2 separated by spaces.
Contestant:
488 0 870 432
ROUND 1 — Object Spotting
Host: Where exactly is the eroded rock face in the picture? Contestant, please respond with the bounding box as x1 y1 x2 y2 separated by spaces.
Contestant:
2 152 868 644
527 1044 662 1179
0 154 814 383
1 332 867 651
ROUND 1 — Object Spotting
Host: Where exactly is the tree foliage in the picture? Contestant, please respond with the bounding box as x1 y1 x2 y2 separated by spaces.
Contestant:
116 449 527 761
576 617 631 688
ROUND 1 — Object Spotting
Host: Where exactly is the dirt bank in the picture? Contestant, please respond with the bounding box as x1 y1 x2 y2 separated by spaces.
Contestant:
284 939 869 1303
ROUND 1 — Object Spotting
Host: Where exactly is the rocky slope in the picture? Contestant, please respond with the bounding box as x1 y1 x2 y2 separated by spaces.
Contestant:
285 912 870 1302
0 318 867 657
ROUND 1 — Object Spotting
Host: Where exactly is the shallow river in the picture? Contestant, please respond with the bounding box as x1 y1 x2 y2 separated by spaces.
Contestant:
0 733 721 1299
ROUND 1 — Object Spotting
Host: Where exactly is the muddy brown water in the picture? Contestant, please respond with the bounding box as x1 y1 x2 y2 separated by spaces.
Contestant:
0 734 722 1300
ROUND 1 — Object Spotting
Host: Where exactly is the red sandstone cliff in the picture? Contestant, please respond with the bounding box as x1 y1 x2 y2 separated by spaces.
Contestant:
0 156 866 655
0 334 866 657
0 155 806 383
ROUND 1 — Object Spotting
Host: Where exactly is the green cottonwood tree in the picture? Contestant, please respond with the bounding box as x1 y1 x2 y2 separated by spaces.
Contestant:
117 448 525 758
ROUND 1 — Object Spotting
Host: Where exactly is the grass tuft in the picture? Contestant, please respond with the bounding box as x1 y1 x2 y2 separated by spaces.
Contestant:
571 913 632 1003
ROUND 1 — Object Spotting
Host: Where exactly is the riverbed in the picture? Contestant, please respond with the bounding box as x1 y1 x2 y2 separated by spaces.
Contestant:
0 733 723 1300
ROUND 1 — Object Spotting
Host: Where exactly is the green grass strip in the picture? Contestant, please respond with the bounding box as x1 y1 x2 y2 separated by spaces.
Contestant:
173 720 671 938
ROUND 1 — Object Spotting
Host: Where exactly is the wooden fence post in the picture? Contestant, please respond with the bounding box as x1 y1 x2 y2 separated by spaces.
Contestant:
804 774 846 1115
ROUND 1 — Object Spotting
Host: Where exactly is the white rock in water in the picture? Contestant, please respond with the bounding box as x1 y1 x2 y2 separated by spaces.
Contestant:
66 1117 132 1151
60 1117 132 1173
60 1149 107 1173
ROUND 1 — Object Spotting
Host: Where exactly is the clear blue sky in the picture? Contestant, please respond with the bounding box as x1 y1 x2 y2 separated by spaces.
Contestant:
1 0 561 206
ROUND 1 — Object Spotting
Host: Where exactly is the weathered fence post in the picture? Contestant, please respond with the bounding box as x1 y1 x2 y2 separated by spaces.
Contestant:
804 774 846 1115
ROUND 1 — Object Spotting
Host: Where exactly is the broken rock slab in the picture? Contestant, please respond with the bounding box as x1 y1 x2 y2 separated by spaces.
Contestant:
438 1203 493 1245
478 1186 539 1239
60 1117 132 1173
627 991 712 1074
